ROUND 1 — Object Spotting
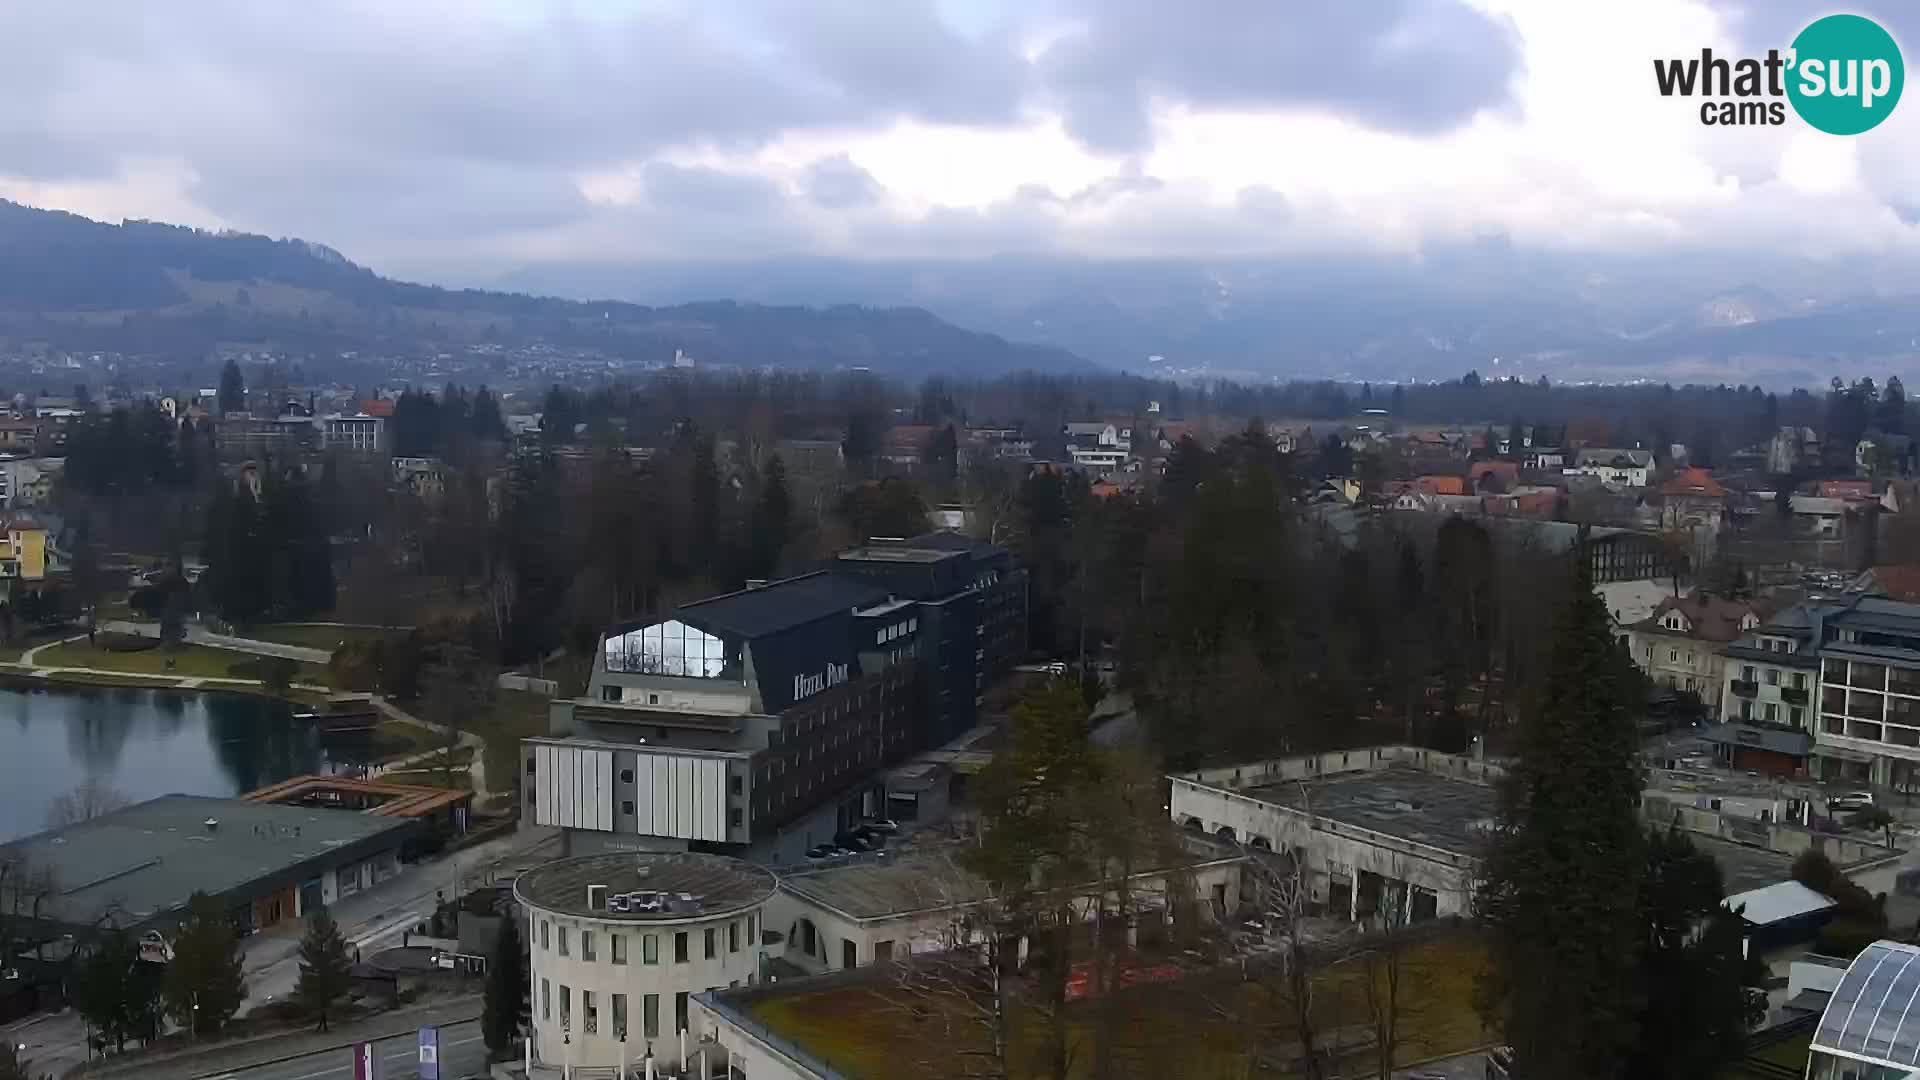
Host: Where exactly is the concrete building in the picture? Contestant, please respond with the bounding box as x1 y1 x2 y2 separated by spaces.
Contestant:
1812 596 1920 787
0 795 416 939
320 412 387 454
1718 602 1824 731
1626 591 1773 711
532 536 1024 864
764 835 1243 976
533 572 925 864
514 852 777 1077
1167 747 1502 923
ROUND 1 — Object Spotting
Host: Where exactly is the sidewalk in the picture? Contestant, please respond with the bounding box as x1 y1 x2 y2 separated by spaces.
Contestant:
78 996 480 1080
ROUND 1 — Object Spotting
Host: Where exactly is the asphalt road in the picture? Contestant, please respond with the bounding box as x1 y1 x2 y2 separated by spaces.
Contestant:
210 1019 487 1080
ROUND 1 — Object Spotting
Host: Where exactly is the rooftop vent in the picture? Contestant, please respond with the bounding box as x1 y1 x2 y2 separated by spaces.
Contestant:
203 818 219 833
587 884 607 910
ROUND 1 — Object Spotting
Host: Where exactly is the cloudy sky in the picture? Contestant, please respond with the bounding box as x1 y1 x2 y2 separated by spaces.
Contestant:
3 0 1918 280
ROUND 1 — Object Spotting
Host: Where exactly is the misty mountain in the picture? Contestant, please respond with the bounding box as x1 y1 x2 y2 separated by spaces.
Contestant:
0 202 1087 376
499 250 1920 387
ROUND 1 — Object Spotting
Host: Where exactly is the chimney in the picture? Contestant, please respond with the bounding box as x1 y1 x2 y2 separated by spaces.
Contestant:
587 884 607 910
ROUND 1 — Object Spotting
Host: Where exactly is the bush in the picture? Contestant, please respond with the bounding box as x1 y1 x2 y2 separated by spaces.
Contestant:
1817 917 1886 960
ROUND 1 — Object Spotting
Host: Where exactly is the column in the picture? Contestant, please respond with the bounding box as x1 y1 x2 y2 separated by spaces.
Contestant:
1348 864 1358 923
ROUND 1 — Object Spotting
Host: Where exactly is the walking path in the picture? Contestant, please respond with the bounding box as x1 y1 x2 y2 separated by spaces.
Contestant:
367 694 491 801
101 620 332 664
18 632 85 667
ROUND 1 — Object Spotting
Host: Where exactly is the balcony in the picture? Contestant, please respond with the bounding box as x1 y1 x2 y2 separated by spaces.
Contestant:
1781 686 1810 706
1730 680 1760 699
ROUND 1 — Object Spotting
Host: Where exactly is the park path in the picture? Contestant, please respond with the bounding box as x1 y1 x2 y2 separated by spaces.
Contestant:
101 620 332 664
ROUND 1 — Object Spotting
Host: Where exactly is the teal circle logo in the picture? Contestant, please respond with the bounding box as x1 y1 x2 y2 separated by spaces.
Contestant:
1787 14 1904 134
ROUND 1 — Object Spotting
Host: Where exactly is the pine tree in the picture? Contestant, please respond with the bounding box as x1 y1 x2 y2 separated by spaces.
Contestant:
295 908 353 1032
482 914 525 1059
1628 828 1757 1078
747 455 792 582
1477 550 1646 1080
162 892 246 1037
217 358 245 417
74 930 161 1052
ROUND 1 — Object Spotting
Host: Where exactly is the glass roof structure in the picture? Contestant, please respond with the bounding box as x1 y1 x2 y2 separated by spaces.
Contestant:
1814 940 1920 1068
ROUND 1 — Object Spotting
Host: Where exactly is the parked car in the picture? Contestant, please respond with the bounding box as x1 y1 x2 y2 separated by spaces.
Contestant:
1830 791 1876 813
864 818 901 834
803 844 838 861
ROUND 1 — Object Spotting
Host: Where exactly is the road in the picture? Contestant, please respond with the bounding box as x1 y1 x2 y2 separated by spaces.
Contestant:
212 1018 487 1080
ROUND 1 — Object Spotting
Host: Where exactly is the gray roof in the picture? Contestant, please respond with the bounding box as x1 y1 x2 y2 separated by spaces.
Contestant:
1814 940 1920 1067
1700 722 1814 757
1240 767 1496 858
0 795 415 928
669 571 889 640
1574 448 1653 467
514 852 776 922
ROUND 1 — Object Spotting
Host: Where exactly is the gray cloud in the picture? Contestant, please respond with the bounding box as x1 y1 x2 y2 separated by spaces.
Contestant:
1037 0 1523 152
804 155 885 209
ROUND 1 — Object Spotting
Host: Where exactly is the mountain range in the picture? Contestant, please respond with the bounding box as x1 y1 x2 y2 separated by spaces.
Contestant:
0 201 1085 377
499 249 1920 387
3 198 1919 387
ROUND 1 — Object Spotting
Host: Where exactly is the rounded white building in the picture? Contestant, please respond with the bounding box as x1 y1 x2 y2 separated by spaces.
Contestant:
515 851 776 1074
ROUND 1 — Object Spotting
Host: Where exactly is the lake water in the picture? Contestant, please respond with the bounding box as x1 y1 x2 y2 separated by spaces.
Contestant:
0 684 375 842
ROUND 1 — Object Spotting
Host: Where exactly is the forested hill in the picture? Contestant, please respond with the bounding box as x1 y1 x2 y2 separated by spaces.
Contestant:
0 201 1088 375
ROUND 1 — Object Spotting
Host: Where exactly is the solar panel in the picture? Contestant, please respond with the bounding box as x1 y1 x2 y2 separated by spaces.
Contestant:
1813 941 1920 1067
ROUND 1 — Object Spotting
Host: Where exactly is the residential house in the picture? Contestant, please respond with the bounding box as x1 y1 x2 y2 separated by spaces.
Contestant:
1717 603 1823 735
1523 445 1566 471
1063 421 1131 473
0 418 40 455
1627 591 1774 711
1660 467 1729 534
1469 460 1520 493
390 457 447 500
319 413 387 455
1789 496 1851 539
1568 448 1655 489
1849 565 1920 603
1767 427 1820 475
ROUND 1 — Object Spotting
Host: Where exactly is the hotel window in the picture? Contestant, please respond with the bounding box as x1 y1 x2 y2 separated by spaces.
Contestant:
541 920 550 950
612 934 626 965
542 979 551 1020
674 931 688 963
644 993 660 1038
612 993 626 1039
1791 707 1804 727
675 992 689 1033
705 927 716 959
558 926 569 957
1766 668 1779 685
643 933 659 964
1742 665 1755 682
601 685 621 702
582 931 596 962
729 921 740 953
584 990 598 1035
560 985 571 1031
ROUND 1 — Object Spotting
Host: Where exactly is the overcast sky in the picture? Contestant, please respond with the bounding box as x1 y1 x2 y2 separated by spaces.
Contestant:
3 0 1918 280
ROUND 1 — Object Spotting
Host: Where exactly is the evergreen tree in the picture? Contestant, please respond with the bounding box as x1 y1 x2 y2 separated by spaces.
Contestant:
836 477 928 543
482 914 525 1059
927 423 959 487
294 908 353 1031
217 358 245 416
1628 828 1758 1079
162 892 245 1037
74 930 161 1052
1881 375 1908 436
470 386 508 442
1477 550 1646 1080
747 455 792 582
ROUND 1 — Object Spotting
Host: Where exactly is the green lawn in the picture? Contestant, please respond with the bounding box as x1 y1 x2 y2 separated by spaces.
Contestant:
467 689 550 805
244 623 405 653
749 935 1491 1079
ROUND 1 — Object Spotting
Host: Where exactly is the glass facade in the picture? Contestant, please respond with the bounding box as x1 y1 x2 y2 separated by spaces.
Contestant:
603 619 728 677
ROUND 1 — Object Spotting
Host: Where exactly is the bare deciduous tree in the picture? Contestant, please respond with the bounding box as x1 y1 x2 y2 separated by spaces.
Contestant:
46 779 130 828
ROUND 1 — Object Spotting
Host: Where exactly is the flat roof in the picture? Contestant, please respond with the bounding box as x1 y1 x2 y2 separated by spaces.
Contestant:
1239 767 1496 857
514 852 776 922
1725 880 1836 925
835 546 957 565
0 794 415 927
1689 834 1798 896
779 835 1240 923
